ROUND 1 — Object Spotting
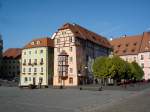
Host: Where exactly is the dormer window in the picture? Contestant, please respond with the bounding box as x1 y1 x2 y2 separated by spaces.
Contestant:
31 42 35 45
133 42 137 46
126 43 129 47
75 31 79 34
115 50 118 53
92 36 96 40
36 41 41 45
123 49 127 53
131 49 135 52
118 44 121 47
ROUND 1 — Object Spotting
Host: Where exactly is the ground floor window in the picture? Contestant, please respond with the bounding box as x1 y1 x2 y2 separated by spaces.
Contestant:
24 77 28 82
58 77 61 83
69 77 73 84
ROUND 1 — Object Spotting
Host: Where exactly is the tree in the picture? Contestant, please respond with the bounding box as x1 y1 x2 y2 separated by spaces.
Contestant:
92 56 108 78
130 61 144 80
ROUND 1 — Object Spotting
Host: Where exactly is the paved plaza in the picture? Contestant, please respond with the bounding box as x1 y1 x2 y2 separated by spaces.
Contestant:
0 83 150 112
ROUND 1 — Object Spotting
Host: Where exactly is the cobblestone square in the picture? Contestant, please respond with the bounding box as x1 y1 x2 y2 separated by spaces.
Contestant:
1 83 150 112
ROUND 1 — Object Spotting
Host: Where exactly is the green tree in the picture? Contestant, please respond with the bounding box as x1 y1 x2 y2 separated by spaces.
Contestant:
93 56 108 78
130 61 144 80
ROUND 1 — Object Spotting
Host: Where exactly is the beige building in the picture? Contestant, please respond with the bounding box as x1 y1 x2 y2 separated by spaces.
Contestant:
20 38 54 87
0 34 3 78
110 32 150 80
1 48 21 80
53 23 111 86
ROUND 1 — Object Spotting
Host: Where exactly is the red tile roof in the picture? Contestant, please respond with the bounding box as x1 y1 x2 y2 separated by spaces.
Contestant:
23 37 54 49
110 32 150 56
3 48 21 59
58 23 111 48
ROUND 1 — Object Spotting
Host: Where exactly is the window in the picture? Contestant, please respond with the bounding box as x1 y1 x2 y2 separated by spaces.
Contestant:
29 51 31 54
36 41 41 45
125 43 129 47
34 59 37 65
41 67 43 73
134 57 136 61
62 31 66 35
69 47 72 51
57 39 60 43
69 37 72 42
29 68 31 72
24 77 28 82
141 63 144 68
40 58 43 65
69 57 73 62
57 48 60 52
24 52 26 55
28 59 31 65
23 68 25 72
131 49 135 52
69 78 73 84
34 68 37 72
58 77 61 83
123 49 127 53
23 59 26 65
29 77 31 81
40 50 43 53
118 44 121 47
134 42 137 46
30 42 35 45
141 55 144 60
35 50 37 54
70 68 73 73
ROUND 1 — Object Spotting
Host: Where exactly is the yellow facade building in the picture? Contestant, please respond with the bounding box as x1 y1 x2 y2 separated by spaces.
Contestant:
20 38 53 88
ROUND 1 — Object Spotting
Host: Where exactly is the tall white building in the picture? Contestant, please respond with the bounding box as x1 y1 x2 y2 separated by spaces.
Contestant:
20 38 54 88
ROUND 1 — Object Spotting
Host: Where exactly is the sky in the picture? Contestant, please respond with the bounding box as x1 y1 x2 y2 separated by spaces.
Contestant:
0 0 150 50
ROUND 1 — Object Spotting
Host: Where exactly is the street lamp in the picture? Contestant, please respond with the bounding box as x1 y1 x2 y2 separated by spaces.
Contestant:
58 50 68 89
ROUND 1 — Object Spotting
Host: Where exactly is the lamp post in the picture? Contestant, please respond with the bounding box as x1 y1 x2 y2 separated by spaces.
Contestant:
84 66 88 84
58 50 68 89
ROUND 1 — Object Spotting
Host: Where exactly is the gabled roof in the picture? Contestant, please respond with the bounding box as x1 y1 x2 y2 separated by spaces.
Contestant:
58 23 111 48
3 48 21 59
110 32 150 56
23 37 54 49
139 32 150 53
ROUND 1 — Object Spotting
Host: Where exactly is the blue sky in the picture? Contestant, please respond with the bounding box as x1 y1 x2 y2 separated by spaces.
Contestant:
0 0 150 50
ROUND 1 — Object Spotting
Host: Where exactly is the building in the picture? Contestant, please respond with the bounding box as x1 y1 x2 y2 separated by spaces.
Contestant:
1 48 21 80
0 34 3 78
110 32 150 80
53 23 111 86
20 38 54 87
